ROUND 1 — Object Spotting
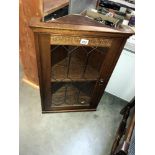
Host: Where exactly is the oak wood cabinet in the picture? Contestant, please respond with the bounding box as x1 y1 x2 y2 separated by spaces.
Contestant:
30 15 134 113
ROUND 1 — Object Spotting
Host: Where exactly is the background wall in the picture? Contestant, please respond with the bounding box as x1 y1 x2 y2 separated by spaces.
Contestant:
106 49 135 102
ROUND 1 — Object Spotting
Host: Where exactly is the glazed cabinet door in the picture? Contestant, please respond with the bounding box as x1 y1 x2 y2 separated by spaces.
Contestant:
35 33 124 112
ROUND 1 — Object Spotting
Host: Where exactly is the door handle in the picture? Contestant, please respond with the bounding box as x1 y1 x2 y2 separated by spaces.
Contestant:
99 79 104 85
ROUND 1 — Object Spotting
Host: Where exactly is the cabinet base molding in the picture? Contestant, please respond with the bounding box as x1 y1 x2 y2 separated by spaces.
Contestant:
42 108 96 113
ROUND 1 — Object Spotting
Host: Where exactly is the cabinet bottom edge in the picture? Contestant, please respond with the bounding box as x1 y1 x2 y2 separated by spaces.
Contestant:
42 108 97 113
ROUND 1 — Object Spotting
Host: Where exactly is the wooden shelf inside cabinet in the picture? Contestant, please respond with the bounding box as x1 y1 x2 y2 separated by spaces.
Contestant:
51 78 97 83
30 15 134 113
51 45 108 82
51 81 95 107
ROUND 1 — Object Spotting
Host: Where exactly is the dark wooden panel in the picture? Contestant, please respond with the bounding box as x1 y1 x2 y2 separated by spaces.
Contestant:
34 33 51 110
43 108 96 113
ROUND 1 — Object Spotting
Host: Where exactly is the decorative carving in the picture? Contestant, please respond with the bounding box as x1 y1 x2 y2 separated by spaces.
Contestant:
50 36 112 47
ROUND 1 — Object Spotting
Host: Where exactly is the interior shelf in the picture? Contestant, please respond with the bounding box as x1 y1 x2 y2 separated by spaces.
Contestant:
50 45 108 106
51 45 107 82
51 56 99 81
51 82 95 107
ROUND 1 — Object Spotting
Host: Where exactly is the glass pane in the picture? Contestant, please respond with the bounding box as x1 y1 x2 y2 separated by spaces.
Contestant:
51 45 108 81
68 46 88 79
50 45 109 106
51 81 96 107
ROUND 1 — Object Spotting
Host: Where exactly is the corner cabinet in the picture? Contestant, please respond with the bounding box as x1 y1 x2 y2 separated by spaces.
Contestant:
30 15 134 113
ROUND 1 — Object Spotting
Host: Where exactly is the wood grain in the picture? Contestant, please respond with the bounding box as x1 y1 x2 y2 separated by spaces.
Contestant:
30 15 134 37
19 0 42 85
43 0 69 16
34 33 52 110
20 0 69 85
50 36 112 47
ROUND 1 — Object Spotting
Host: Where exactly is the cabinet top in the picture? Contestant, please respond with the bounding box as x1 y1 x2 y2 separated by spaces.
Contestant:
30 15 134 38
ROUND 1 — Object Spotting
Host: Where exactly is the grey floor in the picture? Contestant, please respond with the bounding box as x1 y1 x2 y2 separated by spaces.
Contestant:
19 67 128 155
